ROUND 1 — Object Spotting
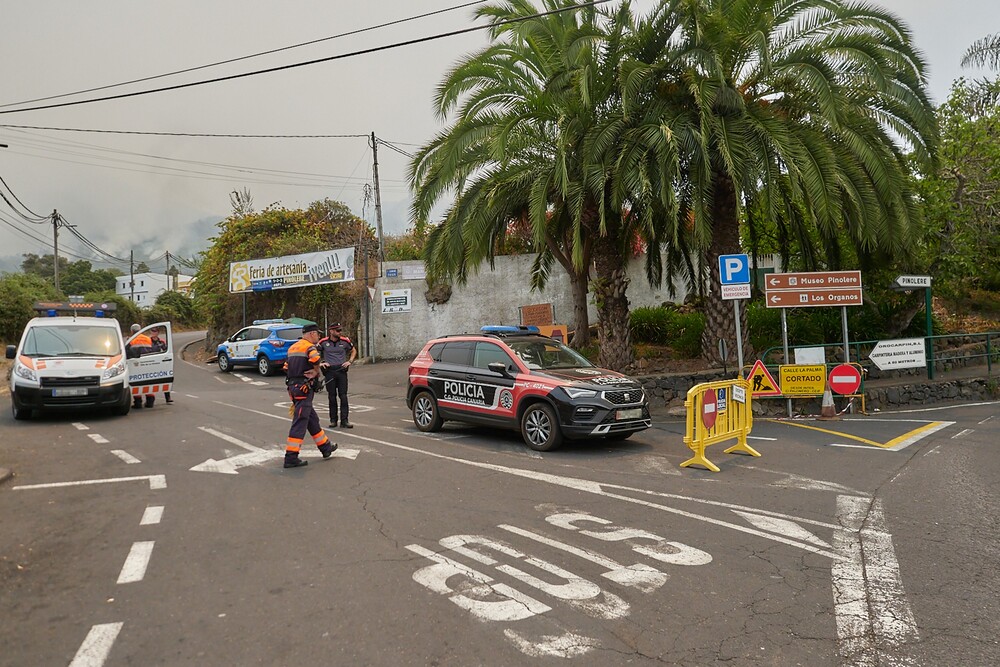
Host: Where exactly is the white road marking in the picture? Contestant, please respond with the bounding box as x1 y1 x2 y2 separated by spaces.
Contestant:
833 496 918 666
185 394 199 399
110 450 141 465
889 400 1000 414
117 541 155 584
503 629 598 659
828 443 880 450
951 428 973 439
88 434 109 444
499 524 668 592
885 421 955 451
406 543 551 621
732 511 832 549
190 447 359 474
13 475 166 491
546 513 713 566
633 455 682 476
747 435 777 441
979 415 994 425
68 622 123 667
233 373 251 382
214 376 227 384
924 445 941 457
72 422 89 431
140 506 164 525
743 466 862 494
198 426 262 452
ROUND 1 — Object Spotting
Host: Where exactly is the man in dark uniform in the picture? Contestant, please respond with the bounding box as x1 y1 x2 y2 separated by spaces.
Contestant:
127 323 155 409
282 323 336 469
318 322 357 428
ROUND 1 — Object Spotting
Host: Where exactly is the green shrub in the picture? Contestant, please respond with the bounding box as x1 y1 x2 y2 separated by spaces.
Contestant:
629 306 705 358
0 273 62 344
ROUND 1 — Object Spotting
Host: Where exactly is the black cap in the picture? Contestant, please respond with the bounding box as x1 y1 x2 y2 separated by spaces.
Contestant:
329 322 342 330
302 323 319 334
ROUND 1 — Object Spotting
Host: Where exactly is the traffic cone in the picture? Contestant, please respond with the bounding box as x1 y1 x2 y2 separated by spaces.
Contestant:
819 383 838 420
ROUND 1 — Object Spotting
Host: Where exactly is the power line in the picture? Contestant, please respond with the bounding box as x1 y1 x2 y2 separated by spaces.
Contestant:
377 139 416 160
0 1 490 109
0 174 49 223
0 0 613 116
1 125 368 139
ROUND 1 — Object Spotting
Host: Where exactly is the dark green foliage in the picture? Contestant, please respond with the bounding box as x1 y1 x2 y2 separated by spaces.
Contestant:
61 260 118 295
0 273 62 344
630 306 705 358
153 290 198 327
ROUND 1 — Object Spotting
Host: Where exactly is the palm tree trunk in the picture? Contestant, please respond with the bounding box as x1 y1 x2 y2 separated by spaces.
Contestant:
701 171 750 367
569 269 591 347
592 234 633 372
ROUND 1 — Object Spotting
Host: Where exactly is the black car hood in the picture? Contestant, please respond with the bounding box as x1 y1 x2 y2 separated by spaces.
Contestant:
533 367 641 389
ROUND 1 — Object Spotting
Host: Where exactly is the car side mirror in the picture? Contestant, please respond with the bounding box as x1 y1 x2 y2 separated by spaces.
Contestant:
488 362 510 377
5 345 15 360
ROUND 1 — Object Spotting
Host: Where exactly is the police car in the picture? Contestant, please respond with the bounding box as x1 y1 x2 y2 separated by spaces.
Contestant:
216 320 303 376
6 302 173 419
407 326 651 451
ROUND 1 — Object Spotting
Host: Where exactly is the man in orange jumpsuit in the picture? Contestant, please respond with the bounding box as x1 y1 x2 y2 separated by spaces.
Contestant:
282 323 336 469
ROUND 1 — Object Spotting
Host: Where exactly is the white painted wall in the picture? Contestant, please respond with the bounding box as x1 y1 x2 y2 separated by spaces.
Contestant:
367 253 690 360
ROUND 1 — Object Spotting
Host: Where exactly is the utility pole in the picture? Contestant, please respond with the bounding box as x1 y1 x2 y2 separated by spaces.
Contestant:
129 250 135 303
51 210 60 292
166 251 172 291
370 132 384 262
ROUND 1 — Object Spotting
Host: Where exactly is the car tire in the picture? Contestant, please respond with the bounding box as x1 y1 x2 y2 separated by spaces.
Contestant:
111 392 131 416
11 398 31 420
521 403 562 451
412 391 444 432
218 352 232 372
257 356 275 376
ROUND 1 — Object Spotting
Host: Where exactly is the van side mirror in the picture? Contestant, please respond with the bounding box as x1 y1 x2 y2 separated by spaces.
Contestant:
488 362 510 377
5 345 15 360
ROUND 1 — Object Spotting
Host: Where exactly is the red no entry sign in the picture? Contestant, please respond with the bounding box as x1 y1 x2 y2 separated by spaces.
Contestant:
828 364 861 395
702 388 718 429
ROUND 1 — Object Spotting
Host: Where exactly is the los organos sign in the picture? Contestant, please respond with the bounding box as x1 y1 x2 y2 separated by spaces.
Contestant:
229 247 355 293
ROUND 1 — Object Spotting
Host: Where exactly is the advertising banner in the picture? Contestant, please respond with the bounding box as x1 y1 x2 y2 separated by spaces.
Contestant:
228 247 355 293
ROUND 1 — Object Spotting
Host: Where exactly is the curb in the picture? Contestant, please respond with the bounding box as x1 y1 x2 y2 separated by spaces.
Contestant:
0 467 12 486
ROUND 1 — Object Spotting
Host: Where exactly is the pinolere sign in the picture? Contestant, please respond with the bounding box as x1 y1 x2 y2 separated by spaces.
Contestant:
764 270 863 308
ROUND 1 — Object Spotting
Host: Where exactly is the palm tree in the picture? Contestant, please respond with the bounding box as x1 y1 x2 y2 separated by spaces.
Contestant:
622 0 938 364
411 1 682 369
963 33 1000 70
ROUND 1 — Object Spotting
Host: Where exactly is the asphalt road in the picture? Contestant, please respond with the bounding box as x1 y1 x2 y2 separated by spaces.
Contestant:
1 330 997 666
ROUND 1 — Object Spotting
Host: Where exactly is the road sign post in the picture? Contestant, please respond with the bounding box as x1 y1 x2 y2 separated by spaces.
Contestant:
892 275 934 380
718 254 750 375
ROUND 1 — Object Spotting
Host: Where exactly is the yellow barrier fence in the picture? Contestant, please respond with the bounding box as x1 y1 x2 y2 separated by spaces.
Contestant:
681 378 759 472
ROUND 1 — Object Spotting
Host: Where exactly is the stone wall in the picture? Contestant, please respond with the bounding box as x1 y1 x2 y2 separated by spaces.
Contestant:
638 368 998 416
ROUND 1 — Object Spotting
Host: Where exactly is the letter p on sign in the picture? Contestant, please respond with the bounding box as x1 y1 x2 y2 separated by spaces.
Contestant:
719 254 750 285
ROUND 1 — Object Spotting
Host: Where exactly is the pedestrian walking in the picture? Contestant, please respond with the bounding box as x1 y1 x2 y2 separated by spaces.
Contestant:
318 322 357 428
282 323 336 469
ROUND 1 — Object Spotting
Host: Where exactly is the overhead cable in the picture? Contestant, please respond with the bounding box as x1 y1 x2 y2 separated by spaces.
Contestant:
0 0 613 115
0 1 489 109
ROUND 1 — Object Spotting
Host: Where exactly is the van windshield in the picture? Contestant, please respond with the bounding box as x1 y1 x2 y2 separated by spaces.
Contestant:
22 325 122 357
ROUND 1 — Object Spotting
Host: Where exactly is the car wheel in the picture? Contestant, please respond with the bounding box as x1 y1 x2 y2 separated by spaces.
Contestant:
111 392 131 416
12 398 31 420
521 403 562 451
257 356 275 376
412 391 443 432
218 352 232 372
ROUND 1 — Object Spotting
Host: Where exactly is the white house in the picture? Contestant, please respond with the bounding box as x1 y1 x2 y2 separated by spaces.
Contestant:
115 272 194 306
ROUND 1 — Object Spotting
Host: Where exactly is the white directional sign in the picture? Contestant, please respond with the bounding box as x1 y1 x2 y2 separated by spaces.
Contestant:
869 338 927 370
895 275 932 290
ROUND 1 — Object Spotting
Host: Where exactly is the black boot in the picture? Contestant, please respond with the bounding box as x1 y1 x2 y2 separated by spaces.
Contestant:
133 400 143 409
283 458 308 469
319 441 339 459
340 421 354 429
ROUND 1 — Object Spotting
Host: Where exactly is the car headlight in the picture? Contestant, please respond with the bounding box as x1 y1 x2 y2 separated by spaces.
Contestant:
102 360 126 380
564 387 597 399
14 363 37 382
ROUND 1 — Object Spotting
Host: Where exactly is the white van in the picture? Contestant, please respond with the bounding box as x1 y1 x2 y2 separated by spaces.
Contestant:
5 301 173 420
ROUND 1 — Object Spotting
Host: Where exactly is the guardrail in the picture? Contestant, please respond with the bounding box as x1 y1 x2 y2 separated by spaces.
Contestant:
760 331 1000 380
681 378 758 472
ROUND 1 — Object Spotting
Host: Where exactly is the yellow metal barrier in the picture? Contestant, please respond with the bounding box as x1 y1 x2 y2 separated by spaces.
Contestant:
681 379 759 472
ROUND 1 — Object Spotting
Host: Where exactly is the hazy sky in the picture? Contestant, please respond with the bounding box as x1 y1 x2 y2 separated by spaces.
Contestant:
1 0 997 273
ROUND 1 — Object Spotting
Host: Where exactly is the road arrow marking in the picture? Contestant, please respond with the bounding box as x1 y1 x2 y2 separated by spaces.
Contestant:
198 426 262 452
190 447 359 474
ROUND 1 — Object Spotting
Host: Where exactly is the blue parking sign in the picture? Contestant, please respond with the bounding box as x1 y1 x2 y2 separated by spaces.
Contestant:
718 254 750 285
